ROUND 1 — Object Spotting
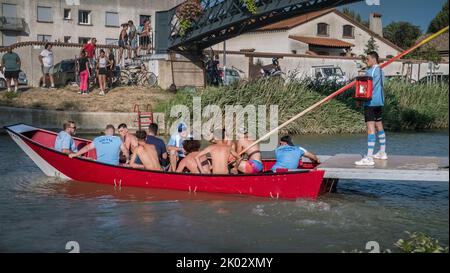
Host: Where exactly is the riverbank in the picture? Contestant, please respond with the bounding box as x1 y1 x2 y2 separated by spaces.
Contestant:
0 85 174 112
155 80 449 134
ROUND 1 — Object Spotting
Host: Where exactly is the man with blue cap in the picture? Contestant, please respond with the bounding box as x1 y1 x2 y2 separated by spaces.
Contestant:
167 122 189 172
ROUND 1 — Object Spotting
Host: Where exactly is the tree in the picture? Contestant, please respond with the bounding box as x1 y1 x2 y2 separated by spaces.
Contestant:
342 8 369 27
383 22 422 49
428 0 449 33
364 36 379 54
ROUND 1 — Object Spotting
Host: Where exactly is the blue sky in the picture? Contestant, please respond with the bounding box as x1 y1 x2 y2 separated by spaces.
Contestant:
340 0 447 32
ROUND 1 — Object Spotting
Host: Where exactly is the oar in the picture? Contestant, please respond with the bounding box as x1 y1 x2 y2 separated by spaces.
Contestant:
235 26 449 159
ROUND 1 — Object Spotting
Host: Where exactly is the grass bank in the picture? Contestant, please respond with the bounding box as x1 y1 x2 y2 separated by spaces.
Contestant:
155 79 449 135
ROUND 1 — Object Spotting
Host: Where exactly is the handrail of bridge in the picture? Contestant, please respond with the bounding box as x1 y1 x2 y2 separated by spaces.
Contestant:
156 0 363 53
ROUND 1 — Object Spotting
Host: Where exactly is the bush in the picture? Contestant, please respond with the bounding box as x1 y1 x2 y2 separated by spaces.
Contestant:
156 79 448 135
395 232 449 253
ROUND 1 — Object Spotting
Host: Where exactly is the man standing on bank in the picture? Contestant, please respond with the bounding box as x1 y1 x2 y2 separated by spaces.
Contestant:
355 51 388 166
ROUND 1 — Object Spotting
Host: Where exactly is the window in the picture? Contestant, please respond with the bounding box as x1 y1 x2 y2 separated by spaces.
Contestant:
2 32 17 46
79 37 90 44
105 38 118 45
64 36 71 43
2 3 17 17
64 9 71 20
37 6 52 23
105 12 119 27
37 34 52 42
78 10 91 25
343 25 354 38
317 23 329 36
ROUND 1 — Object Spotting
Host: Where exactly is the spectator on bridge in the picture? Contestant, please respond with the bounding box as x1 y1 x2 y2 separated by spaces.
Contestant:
139 19 152 55
118 23 129 65
128 20 138 59
39 43 55 89
1 47 21 93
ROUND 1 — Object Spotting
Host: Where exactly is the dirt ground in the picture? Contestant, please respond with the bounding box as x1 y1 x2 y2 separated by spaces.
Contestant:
0 85 174 112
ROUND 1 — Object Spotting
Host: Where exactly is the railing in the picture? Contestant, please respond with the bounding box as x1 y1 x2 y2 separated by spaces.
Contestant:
155 0 363 53
0 16 26 31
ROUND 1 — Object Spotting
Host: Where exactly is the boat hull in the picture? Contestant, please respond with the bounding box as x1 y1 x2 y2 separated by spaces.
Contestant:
5 124 326 200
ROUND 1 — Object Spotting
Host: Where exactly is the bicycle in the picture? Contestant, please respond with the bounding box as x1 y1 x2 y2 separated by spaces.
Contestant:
120 59 157 87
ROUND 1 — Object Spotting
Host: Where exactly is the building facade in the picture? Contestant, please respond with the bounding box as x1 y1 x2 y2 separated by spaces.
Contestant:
213 9 402 59
0 0 183 46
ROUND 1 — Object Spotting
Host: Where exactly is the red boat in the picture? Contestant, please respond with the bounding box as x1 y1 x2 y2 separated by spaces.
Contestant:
4 124 329 200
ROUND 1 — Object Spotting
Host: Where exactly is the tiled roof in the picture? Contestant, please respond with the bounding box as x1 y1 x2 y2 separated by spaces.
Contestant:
259 9 334 31
289 35 354 48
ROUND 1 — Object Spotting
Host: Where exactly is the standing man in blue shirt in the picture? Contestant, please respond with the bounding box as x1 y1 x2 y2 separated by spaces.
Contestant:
69 124 129 165
54 121 78 154
355 51 388 166
271 135 319 172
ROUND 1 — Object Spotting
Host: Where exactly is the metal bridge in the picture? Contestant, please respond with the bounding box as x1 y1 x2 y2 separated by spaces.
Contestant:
155 0 363 55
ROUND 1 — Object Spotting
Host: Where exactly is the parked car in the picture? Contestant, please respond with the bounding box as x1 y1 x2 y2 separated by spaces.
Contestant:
418 74 449 85
311 65 348 84
53 59 77 87
219 67 241 85
52 59 121 87
0 68 28 88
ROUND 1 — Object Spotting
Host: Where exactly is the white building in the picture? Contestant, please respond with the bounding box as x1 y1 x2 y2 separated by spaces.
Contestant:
213 8 402 58
0 0 183 46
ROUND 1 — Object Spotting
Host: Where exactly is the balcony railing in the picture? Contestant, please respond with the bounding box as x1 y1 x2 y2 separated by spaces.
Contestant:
0 16 26 31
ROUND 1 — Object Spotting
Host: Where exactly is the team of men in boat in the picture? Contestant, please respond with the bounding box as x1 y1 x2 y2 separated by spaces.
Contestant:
55 121 320 174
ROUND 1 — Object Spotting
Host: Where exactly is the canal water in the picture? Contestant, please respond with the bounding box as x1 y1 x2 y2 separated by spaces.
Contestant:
0 130 448 253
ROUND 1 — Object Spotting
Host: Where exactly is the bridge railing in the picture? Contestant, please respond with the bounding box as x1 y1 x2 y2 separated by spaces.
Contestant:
156 0 363 53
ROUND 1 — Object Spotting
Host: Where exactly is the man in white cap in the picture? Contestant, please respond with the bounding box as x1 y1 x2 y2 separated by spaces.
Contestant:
167 123 189 172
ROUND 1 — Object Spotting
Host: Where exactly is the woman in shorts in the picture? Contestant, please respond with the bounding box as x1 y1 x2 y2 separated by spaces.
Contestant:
96 49 110 96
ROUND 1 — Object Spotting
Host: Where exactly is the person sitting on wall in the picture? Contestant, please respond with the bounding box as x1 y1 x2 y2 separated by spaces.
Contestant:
54 121 78 154
69 124 128 165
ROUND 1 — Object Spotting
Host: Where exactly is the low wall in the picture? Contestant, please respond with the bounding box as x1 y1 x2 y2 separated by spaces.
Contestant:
217 51 450 81
0 106 138 133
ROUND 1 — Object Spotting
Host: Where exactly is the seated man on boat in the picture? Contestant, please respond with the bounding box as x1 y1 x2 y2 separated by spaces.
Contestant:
129 130 161 171
176 139 211 174
233 127 263 174
167 123 189 172
54 121 78 154
271 135 320 172
195 129 241 175
146 123 169 171
118 123 138 156
69 124 129 165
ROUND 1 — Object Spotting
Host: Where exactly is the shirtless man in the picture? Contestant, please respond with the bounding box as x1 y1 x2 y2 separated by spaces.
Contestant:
118 123 138 160
129 130 161 171
234 127 263 174
195 129 241 174
176 139 211 174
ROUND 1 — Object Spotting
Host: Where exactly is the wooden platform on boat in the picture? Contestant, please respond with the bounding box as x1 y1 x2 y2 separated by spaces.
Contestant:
317 154 449 182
